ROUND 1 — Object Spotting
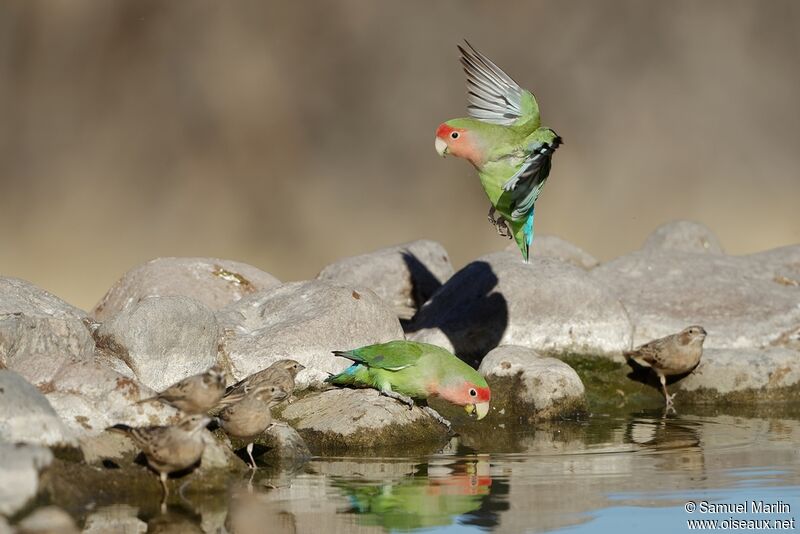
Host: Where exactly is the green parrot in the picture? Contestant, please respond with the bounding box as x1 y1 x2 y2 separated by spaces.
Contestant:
435 41 562 262
326 340 491 421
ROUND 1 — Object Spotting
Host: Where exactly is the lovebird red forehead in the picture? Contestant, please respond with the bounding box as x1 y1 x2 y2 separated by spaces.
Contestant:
473 386 491 402
436 123 466 139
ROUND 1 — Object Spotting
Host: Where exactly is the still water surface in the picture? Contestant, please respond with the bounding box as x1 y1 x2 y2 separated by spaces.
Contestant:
81 410 800 533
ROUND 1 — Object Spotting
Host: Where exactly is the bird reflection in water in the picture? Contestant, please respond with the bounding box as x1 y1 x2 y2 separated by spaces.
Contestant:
334 457 492 530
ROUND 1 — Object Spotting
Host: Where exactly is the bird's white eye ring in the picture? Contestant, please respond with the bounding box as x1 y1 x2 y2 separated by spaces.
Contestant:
451 131 459 139
469 388 477 397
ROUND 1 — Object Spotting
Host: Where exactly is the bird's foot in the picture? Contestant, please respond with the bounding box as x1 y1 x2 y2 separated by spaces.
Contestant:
487 207 513 239
381 389 415 410
664 393 677 413
422 406 452 430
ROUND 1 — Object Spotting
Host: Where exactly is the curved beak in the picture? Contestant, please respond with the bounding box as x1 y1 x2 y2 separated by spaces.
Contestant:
465 402 490 420
435 137 448 157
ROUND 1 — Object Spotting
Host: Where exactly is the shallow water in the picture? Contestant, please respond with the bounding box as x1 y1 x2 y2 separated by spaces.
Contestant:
67 408 800 533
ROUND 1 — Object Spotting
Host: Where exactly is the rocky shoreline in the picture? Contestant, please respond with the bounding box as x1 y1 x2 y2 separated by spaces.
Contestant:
1 220 798 525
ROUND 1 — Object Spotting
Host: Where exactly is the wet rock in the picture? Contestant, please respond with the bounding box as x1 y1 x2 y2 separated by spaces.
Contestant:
280 388 449 451
479 346 586 421
82 505 147 534
409 251 633 362
507 235 599 269
14 506 79 534
643 220 724 254
591 249 800 349
215 423 311 464
0 443 53 517
45 361 176 435
677 347 800 401
217 281 404 387
77 428 140 467
94 296 220 391
0 370 76 447
317 240 454 320
91 257 281 321
260 424 312 460
0 277 97 383
39 435 244 514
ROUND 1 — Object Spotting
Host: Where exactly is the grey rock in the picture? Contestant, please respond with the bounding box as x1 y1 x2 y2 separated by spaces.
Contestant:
591 249 800 349
748 244 800 288
82 505 147 534
280 388 449 451
94 296 221 391
677 347 800 399
0 277 97 383
317 240 454 320
196 429 249 473
643 220 724 254
1 314 96 387
507 235 599 269
479 346 586 421
0 517 9 534
0 370 76 447
409 252 633 361
0 277 86 319
78 428 140 466
14 506 78 534
83 426 246 476
0 443 53 517
213 422 311 464
92 257 281 321
260 423 312 460
217 281 404 387
45 361 177 435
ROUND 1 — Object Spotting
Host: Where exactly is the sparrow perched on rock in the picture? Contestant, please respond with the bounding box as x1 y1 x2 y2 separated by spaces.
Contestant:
225 359 304 401
217 384 287 469
138 364 226 415
111 414 211 501
624 326 707 408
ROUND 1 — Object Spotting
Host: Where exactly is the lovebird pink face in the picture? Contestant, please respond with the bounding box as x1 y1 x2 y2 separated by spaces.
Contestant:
439 381 491 420
435 124 484 167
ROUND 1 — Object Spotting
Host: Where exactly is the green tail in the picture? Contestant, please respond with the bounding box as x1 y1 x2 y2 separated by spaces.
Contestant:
326 363 370 386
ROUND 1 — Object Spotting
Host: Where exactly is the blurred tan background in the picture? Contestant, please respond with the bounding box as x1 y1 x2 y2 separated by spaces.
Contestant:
1 0 798 310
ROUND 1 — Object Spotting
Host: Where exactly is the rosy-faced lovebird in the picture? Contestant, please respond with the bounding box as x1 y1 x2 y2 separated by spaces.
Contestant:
435 42 562 262
326 340 491 421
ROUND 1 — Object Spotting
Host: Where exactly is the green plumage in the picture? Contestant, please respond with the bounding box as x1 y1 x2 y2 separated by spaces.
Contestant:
326 340 487 400
438 43 561 261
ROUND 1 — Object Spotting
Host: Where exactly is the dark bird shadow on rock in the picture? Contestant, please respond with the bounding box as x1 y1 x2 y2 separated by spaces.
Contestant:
624 358 698 392
399 251 446 330
406 261 508 368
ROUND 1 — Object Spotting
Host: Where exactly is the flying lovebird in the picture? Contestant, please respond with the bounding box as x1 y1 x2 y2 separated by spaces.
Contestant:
325 340 491 425
435 41 562 261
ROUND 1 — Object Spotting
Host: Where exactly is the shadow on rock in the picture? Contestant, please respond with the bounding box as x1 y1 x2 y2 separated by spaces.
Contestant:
401 252 444 309
407 261 508 366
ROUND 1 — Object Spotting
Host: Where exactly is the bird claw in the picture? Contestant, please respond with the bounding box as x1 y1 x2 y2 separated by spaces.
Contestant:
422 406 452 430
380 389 415 409
487 206 513 239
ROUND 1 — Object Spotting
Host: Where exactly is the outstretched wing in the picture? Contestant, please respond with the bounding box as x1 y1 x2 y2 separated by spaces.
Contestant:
502 134 561 219
333 341 423 371
459 41 539 127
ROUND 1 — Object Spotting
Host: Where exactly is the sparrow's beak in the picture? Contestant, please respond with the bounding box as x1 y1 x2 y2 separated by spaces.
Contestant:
466 402 490 420
435 137 448 157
